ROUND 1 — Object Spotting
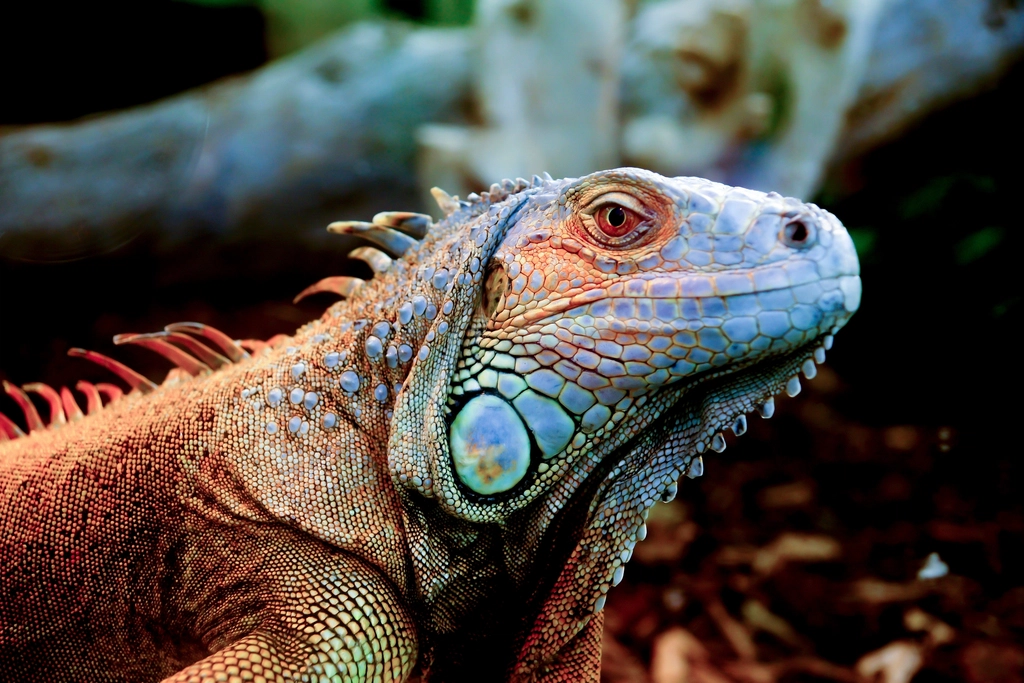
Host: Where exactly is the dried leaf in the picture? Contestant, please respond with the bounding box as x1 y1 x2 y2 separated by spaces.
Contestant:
855 641 924 683
742 599 804 648
649 627 736 683
850 579 929 605
723 660 776 683
602 632 652 683
706 599 758 661
633 501 698 565
903 607 955 646
753 533 842 575
773 657 860 682
960 641 1024 683
650 627 704 683
757 481 815 509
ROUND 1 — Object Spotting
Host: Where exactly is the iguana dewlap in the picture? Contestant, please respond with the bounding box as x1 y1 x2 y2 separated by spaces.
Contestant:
0 168 861 681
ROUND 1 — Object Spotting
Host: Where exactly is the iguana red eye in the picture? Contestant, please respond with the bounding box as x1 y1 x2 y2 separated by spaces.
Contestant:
595 205 640 238
579 192 653 247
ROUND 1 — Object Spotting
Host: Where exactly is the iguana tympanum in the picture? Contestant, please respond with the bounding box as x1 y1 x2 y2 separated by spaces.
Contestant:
0 169 861 681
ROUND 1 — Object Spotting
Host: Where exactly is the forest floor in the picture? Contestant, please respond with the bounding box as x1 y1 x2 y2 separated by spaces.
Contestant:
599 364 1023 683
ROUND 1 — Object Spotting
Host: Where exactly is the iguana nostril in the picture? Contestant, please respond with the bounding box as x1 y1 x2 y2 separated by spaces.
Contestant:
782 219 813 247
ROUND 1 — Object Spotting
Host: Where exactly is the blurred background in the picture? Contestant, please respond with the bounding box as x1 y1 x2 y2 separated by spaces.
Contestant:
0 1 1021 681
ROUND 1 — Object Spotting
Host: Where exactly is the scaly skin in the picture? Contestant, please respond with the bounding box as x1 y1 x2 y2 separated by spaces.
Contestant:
0 168 860 681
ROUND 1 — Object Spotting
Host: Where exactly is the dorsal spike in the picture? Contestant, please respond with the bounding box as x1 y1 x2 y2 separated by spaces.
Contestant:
113 334 211 377
0 412 26 440
164 322 249 363
238 339 269 354
22 383 66 427
430 187 460 216
60 386 86 421
542 171 553 181
160 331 231 369
515 177 530 190
96 383 124 403
348 247 393 275
532 174 544 186
466 192 481 202
265 334 291 349
74 381 104 414
68 348 158 394
327 221 419 256
293 276 365 304
2 381 45 432
161 368 192 385
489 183 503 197
371 211 433 239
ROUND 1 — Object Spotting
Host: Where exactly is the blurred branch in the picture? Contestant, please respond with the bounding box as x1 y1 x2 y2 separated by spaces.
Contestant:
0 21 471 260
2 1 1020 262
422 0 1024 200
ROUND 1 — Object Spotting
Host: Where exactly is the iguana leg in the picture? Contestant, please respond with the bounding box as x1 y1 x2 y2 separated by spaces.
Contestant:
164 530 418 683
518 611 603 683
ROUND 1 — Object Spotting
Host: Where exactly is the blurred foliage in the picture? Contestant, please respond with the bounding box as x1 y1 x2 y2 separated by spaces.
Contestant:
425 0 474 25
898 174 997 220
175 0 476 55
818 63 1022 433
261 0 382 56
955 226 1005 266
846 228 877 263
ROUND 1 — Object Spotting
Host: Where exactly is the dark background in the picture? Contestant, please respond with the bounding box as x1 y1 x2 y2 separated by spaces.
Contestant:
1 3 1021 680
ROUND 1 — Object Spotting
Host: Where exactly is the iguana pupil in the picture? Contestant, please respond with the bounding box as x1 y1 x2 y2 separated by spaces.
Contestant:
607 206 625 226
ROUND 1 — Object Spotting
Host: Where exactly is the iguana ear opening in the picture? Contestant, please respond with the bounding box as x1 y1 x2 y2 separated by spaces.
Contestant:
385 189 536 523
480 265 508 319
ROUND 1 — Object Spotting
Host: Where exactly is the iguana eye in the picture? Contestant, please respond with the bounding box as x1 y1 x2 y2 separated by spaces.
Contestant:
580 192 652 247
597 205 636 236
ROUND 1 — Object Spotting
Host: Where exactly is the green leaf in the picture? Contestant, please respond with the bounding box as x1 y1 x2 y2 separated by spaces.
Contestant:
848 227 877 260
899 174 996 219
426 0 474 25
899 177 955 219
954 226 1004 265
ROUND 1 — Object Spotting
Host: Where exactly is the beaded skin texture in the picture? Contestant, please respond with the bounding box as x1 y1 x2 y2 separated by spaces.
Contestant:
0 168 860 681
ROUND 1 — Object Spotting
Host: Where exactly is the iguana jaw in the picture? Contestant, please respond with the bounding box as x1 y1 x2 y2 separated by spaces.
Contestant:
500 330 838 581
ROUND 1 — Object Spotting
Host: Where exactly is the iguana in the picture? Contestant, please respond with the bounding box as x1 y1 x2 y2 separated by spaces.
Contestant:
0 168 861 682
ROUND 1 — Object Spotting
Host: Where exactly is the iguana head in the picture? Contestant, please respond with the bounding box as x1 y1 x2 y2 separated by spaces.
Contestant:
389 167 859 525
